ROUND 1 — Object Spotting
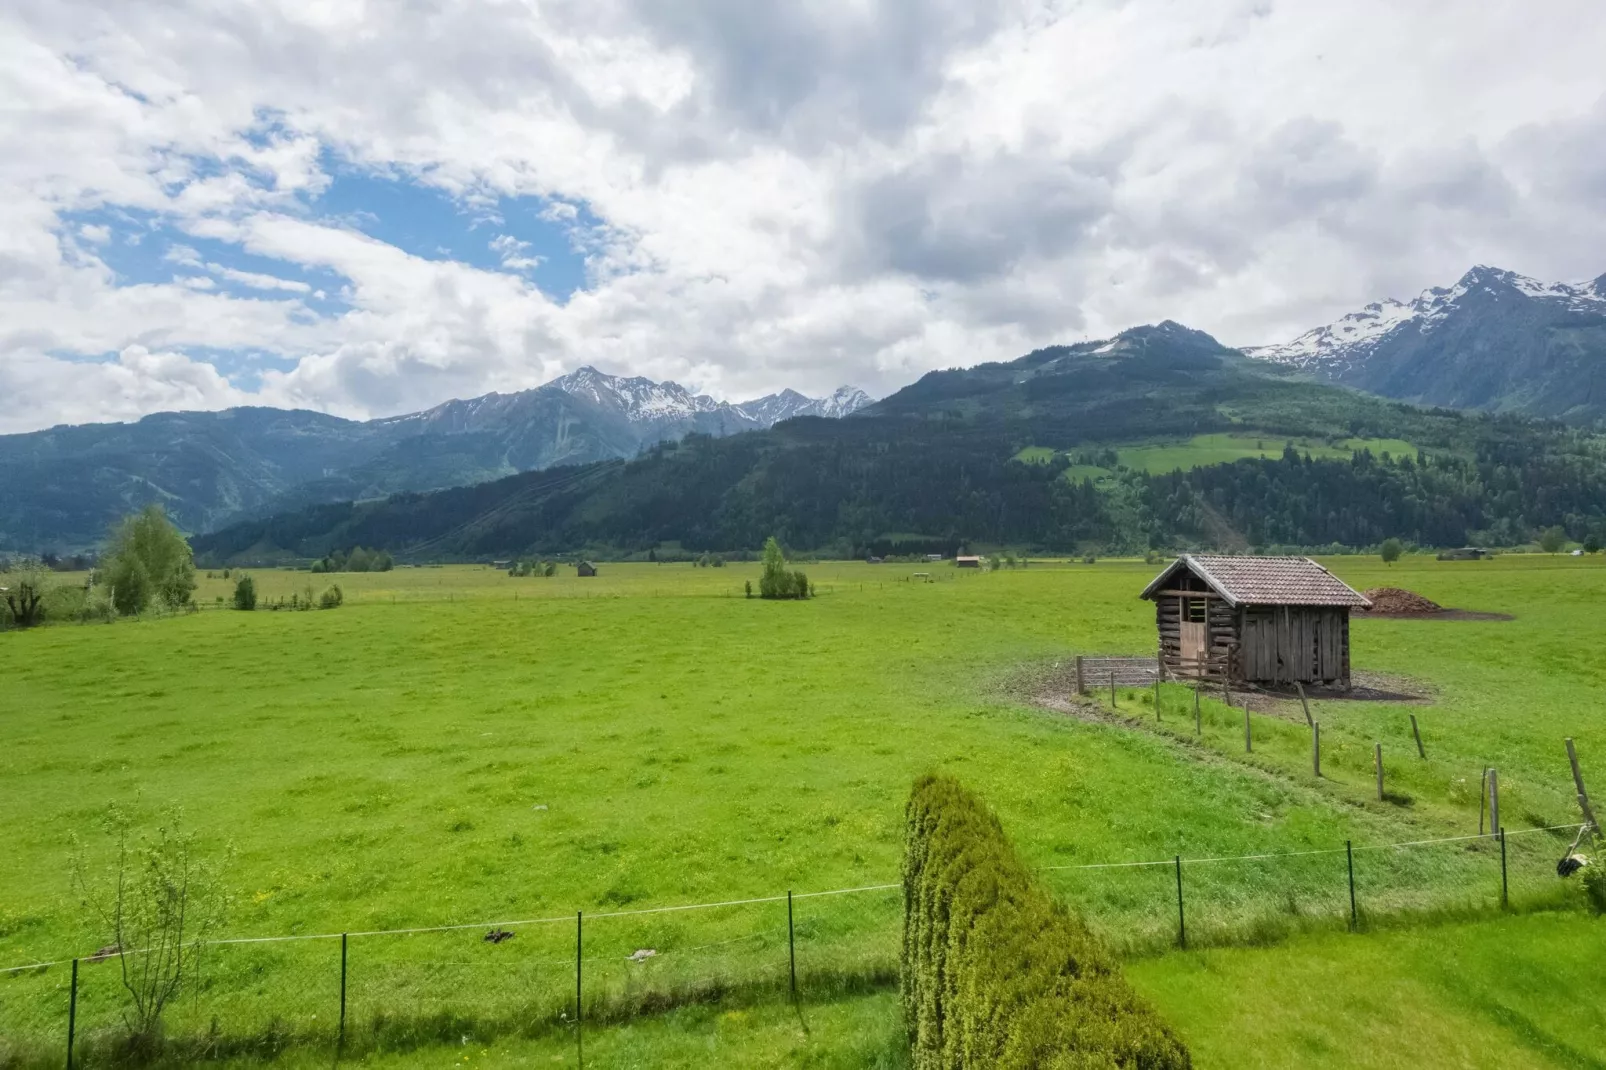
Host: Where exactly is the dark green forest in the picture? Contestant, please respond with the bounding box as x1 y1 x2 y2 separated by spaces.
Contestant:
192 324 1606 562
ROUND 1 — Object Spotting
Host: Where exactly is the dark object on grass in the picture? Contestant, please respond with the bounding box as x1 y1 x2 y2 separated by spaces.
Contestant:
484 928 515 944
1557 854 1587 878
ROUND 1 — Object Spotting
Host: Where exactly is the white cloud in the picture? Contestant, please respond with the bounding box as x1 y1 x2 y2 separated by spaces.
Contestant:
1 0 1604 431
490 234 543 271
0 346 247 433
210 264 312 293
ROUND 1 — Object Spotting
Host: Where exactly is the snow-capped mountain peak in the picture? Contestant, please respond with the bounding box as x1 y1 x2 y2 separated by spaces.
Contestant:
1247 265 1606 373
735 385 872 424
1243 263 1606 424
547 366 729 422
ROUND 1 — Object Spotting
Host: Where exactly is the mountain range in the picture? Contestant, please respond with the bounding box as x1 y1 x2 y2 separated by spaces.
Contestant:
192 319 1606 562
1247 265 1606 422
12 260 1606 555
0 370 870 551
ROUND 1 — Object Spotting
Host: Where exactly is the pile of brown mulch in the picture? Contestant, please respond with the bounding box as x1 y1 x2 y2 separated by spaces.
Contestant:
1360 587 1443 614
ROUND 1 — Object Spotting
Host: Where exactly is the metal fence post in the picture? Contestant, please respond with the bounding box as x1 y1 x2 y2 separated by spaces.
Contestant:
338 933 348 1050
787 890 797 1003
1313 721 1321 778
66 958 78 1070
576 911 584 1066
1174 855 1186 949
1346 841 1356 931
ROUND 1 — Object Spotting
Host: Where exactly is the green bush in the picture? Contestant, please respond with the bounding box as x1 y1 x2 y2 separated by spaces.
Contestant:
1584 861 1606 915
903 775 1190 1069
232 574 257 611
318 584 344 609
759 537 811 600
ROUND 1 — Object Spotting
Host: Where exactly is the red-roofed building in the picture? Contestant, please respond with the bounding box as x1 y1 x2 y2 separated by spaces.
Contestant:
1140 555 1370 689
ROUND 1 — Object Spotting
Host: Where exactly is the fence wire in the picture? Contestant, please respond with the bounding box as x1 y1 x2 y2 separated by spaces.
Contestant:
0 826 1591 1061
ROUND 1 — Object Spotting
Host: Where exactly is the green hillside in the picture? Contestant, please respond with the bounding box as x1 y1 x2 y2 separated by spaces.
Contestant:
191 323 1606 561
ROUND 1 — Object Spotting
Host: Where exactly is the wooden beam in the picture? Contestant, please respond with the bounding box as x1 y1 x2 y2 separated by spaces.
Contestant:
1154 589 1223 599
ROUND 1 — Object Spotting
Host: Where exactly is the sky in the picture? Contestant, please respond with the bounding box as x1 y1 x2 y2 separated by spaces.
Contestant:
4 0 1606 434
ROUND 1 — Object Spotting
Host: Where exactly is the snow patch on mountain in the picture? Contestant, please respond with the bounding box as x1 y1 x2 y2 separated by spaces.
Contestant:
1249 266 1606 372
549 366 870 428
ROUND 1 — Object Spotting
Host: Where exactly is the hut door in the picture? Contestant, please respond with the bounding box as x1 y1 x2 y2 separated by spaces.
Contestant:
1180 598 1207 675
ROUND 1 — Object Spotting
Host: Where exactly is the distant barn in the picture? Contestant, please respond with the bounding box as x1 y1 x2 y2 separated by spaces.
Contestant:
955 556 981 568
1140 555 1370 689
576 561 598 577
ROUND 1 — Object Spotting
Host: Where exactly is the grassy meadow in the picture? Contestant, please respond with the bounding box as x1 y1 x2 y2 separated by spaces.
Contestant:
2 555 1603 1067
1014 433 1421 477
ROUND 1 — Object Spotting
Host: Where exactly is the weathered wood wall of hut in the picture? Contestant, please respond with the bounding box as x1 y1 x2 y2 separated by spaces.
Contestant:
1238 606 1350 685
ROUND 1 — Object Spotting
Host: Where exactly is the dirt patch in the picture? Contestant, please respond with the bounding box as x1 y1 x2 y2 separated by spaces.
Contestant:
1005 659 1434 731
1356 586 1513 621
1233 671 1434 720
1362 587 1442 614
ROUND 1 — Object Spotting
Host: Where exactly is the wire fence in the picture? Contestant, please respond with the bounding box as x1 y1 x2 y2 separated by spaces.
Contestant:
0 825 1593 1064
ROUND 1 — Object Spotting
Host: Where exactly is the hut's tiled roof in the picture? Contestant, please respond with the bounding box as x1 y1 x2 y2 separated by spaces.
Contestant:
1140 555 1371 608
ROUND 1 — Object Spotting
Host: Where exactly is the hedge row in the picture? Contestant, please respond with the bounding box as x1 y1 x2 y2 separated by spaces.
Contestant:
902 775 1191 1069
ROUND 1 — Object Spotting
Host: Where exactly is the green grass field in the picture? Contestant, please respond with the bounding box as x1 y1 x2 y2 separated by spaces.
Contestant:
1015 434 1419 479
2 556 1602 1066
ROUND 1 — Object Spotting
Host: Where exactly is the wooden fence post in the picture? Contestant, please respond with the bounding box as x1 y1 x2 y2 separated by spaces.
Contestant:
1410 714 1426 759
1110 670 1116 708
1194 686 1201 735
1499 827 1509 907
1565 738 1599 833
1154 676 1161 722
1244 707 1252 753
1075 656 1085 696
1312 721 1321 778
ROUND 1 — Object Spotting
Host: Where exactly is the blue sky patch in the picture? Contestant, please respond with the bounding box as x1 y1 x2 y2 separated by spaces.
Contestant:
314 156 595 301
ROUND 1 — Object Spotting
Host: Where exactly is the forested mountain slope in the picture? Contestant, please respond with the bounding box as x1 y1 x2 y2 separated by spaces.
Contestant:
193 323 1606 561
0 370 867 552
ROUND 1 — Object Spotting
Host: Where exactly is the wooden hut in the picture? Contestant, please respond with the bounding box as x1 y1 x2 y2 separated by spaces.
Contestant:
576 561 598 577
1140 555 1370 689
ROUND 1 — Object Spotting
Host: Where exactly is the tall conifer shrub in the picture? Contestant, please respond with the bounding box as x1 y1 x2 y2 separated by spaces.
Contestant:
903 775 1190 1069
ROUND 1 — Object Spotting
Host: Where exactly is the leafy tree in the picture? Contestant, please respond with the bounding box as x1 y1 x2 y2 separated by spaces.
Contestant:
232 574 257 611
759 537 811 599
101 505 196 616
1585 533 1602 554
1380 537 1403 565
1539 526 1568 553
318 584 344 609
72 807 230 1054
759 537 788 598
1 563 52 627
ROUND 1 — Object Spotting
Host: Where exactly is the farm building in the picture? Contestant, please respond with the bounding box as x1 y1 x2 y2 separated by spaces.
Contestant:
576 561 598 577
1140 555 1370 689
956 556 981 568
